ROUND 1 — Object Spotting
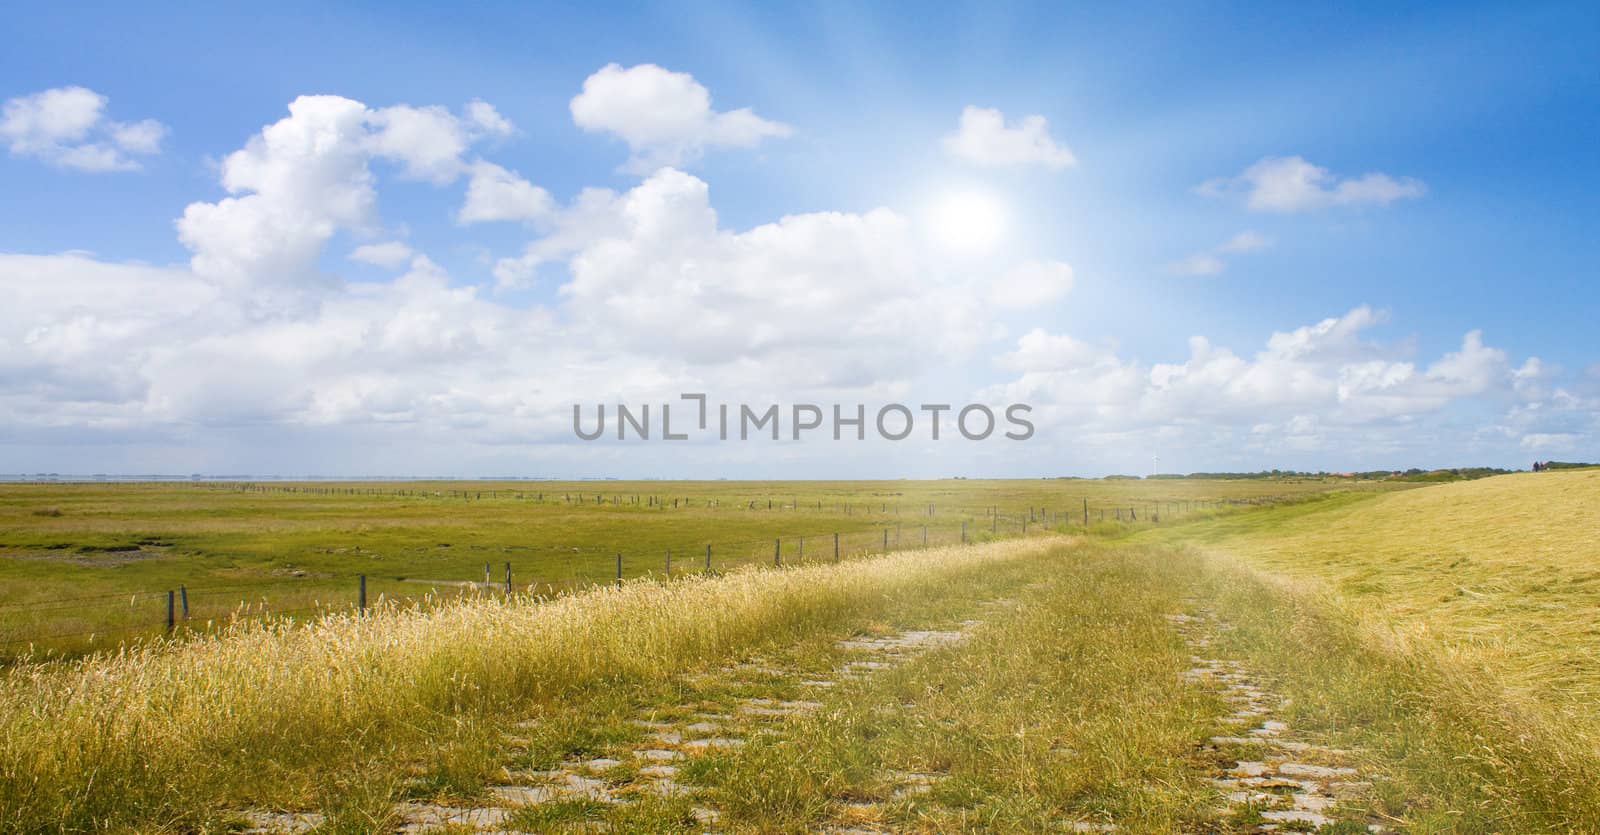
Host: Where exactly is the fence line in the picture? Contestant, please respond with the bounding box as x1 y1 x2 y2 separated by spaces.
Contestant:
0 495 1280 654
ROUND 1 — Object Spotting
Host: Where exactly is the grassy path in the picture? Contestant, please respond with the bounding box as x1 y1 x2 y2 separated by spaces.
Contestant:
12 491 1600 833
1171 609 1380 832
247 544 1243 833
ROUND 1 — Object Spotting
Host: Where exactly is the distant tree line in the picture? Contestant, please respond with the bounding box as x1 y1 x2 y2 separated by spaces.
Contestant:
1147 470 1338 480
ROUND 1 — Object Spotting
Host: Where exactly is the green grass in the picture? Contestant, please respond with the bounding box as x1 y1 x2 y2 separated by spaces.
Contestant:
9 473 1600 831
0 477 1380 656
686 545 1225 832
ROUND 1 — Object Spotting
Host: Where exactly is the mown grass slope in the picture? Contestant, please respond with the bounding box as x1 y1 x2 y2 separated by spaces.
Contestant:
1180 469 1600 709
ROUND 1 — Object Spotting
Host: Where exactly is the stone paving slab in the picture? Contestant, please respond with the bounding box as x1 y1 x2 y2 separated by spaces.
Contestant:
240 607 1006 833
1169 609 1388 834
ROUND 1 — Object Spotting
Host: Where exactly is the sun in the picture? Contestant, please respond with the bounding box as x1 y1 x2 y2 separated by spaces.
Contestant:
926 189 1008 255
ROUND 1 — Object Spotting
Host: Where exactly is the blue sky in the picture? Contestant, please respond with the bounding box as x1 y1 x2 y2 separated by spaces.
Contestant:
1 1 1596 477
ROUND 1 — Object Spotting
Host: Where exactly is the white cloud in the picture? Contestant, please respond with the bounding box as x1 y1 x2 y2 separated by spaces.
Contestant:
0 253 216 422
458 160 554 225
490 186 631 288
1170 230 1272 275
1198 156 1425 212
994 260 1073 309
2 159 997 444
365 100 514 183
942 106 1075 170
570 63 791 172
465 99 515 137
1521 433 1579 452
349 241 415 268
989 307 1526 447
1 87 103 150
548 167 988 383
0 86 167 171
0 92 1589 476
176 95 375 303
175 94 510 309
109 119 166 154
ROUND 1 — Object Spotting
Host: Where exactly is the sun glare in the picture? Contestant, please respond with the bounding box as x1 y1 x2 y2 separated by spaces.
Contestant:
926 189 1008 255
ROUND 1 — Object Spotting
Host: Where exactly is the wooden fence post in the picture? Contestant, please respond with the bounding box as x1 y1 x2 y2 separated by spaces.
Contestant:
961 520 967 543
616 553 623 586
834 533 839 562
705 544 712 572
358 574 367 613
774 538 781 567
179 585 189 620
504 562 512 595
165 590 175 632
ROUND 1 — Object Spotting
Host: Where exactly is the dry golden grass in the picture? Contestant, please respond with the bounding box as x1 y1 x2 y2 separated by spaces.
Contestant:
1204 469 1600 710
0 537 1061 832
1193 548 1600 831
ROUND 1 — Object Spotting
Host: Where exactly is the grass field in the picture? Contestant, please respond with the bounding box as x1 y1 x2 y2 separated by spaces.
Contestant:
0 477 1376 656
4 472 1599 833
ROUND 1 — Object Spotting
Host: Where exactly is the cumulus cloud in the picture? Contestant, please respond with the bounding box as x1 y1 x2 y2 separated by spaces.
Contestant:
545 167 990 383
942 106 1075 170
570 63 791 172
458 160 554 225
489 186 632 288
1197 156 1425 212
2 138 1001 447
989 306 1527 453
0 86 167 171
465 99 515 137
174 94 511 309
0 91 1588 475
1170 230 1271 276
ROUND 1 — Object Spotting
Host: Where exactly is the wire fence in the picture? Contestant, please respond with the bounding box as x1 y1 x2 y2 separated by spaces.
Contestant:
0 493 1280 658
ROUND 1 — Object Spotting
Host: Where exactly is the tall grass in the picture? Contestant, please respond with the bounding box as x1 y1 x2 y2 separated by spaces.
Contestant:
1196 549 1600 831
0 538 1058 832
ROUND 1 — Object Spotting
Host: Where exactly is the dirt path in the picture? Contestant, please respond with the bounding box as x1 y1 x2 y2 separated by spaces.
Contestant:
1169 609 1387 833
243 604 1008 834
247 596 1386 834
